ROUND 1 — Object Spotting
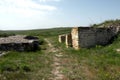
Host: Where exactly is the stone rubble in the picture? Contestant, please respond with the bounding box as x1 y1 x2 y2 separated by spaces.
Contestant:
0 35 39 51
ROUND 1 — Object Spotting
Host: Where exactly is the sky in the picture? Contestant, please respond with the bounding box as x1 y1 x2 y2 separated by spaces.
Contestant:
0 0 120 30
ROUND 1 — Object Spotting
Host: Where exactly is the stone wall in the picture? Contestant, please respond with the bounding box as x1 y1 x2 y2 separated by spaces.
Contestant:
71 27 116 49
78 27 96 48
65 34 72 48
58 34 66 43
0 35 39 52
95 28 114 45
59 27 117 50
71 27 79 49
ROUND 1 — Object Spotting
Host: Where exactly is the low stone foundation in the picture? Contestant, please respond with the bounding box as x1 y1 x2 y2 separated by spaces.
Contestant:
0 35 39 52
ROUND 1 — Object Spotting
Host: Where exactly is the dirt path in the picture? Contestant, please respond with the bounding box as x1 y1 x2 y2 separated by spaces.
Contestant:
44 38 68 80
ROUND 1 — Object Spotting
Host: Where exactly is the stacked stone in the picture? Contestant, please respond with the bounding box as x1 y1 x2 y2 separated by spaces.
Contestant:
0 35 39 51
58 34 66 43
65 34 72 48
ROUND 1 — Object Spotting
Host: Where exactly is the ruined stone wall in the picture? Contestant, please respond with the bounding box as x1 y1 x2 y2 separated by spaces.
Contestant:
58 34 66 43
65 34 72 48
0 35 39 52
78 27 96 48
71 27 79 49
0 42 39 52
95 28 114 45
71 27 116 49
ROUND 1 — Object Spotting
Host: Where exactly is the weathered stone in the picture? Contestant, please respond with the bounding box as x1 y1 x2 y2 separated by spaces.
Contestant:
66 34 72 48
71 27 115 49
116 49 120 52
71 27 79 49
58 34 66 43
0 35 39 52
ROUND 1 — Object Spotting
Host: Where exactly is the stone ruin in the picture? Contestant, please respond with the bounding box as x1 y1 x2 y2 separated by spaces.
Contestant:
59 27 119 50
58 34 72 48
0 35 39 52
58 34 66 43
65 34 72 48
59 34 72 48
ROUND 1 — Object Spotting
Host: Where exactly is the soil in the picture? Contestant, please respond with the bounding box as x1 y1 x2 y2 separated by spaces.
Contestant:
44 38 69 80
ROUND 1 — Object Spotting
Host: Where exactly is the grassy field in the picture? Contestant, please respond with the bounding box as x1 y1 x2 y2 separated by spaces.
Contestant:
0 51 52 80
0 27 71 80
48 34 120 80
0 27 120 80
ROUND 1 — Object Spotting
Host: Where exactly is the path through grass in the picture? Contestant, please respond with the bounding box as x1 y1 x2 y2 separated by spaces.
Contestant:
48 36 120 80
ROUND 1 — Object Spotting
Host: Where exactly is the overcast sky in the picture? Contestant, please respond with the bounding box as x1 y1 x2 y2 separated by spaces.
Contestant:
0 0 120 30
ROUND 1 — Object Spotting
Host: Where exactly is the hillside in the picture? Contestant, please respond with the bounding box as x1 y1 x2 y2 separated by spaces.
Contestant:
92 19 120 28
0 25 120 80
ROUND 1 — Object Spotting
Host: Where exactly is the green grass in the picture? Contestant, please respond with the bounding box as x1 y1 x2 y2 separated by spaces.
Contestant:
92 19 120 28
47 33 120 80
0 50 53 80
0 27 120 80
0 27 72 37
0 27 71 80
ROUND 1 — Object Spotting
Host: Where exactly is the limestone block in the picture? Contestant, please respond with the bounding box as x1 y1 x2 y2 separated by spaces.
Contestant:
66 34 72 48
0 35 39 51
71 27 79 49
58 34 66 43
